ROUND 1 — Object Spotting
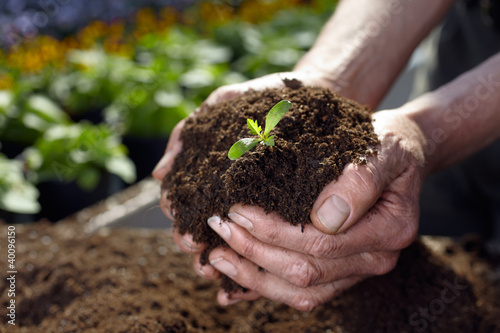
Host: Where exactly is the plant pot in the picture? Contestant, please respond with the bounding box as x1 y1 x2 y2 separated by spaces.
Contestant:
123 136 169 182
36 172 124 222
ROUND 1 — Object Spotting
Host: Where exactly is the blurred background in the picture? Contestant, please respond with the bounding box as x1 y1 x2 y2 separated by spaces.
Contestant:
0 0 337 222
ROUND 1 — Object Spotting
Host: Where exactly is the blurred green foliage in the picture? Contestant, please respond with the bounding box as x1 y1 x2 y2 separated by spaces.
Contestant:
0 1 335 214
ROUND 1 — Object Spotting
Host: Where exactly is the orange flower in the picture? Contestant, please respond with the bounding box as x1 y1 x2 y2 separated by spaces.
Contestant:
160 7 178 29
134 8 159 37
0 0 322 74
78 21 107 48
200 2 234 25
0 73 13 90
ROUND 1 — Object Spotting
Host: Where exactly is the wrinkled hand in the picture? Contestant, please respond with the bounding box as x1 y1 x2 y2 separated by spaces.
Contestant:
152 71 334 218
203 111 428 310
153 74 427 311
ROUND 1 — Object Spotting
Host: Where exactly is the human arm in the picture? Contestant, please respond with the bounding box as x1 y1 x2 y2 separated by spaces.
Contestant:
402 53 500 175
152 0 456 181
199 51 500 310
294 0 456 108
154 0 472 310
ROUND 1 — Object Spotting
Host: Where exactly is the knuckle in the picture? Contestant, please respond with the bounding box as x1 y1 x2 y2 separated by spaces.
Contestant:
351 164 382 197
372 253 398 276
290 294 318 312
392 216 418 250
321 237 345 259
307 235 336 258
241 275 261 292
212 86 235 103
238 238 257 260
261 225 281 244
287 258 318 288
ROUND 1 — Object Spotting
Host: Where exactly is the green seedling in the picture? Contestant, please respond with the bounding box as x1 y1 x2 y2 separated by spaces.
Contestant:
228 100 292 160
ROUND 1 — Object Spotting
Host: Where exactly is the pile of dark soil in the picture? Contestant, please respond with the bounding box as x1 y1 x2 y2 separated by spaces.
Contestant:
163 86 378 276
0 221 499 332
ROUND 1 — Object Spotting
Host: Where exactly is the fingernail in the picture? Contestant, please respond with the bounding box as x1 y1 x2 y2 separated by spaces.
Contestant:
161 202 174 221
197 266 206 277
210 257 237 277
220 291 242 306
153 150 174 176
208 216 231 240
317 195 350 233
228 212 253 232
223 298 242 306
181 234 194 250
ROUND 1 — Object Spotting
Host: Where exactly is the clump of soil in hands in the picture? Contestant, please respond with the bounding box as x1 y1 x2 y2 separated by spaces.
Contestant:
162 84 378 291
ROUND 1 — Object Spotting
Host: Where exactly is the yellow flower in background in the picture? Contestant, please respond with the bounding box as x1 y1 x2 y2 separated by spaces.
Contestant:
108 21 126 39
200 1 235 25
0 73 13 90
239 0 298 24
134 8 160 39
78 21 107 48
3 35 68 73
62 36 79 50
0 0 324 75
160 7 178 30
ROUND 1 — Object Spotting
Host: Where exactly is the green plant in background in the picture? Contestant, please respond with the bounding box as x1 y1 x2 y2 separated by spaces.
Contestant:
0 0 337 214
48 49 131 115
25 123 135 191
213 8 328 78
228 100 291 160
0 90 70 145
0 154 40 214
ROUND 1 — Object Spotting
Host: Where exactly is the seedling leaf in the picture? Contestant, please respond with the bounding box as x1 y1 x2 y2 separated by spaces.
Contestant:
228 138 260 160
228 100 292 160
263 135 275 146
264 100 291 136
247 119 261 136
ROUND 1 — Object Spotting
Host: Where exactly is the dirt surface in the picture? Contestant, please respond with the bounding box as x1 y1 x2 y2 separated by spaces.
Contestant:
162 86 378 290
0 221 499 333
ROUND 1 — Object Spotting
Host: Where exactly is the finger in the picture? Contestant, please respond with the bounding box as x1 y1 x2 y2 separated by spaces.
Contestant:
217 289 261 306
204 72 312 106
205 85 247 106
310 111 426 236
310 161 388 235
171 228 206 254
160 189 175 221
208 247 364 311
229 191 416 258
228 204 370 258
208 215 399 287
152 118 186 180
193 252 220 280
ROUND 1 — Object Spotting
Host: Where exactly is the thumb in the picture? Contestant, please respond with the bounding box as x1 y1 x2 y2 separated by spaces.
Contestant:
152 118 185 181
310 162 388 235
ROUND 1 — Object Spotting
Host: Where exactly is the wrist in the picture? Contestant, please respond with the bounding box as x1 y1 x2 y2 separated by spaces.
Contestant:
398 94 448 177
294 47 368 105
372 110 427 174
294 44 399 110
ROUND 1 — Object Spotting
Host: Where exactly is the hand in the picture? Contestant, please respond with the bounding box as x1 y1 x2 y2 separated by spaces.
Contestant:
195 110 427 310
152 70 336 244
154 70 341 293
152 71 335 182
